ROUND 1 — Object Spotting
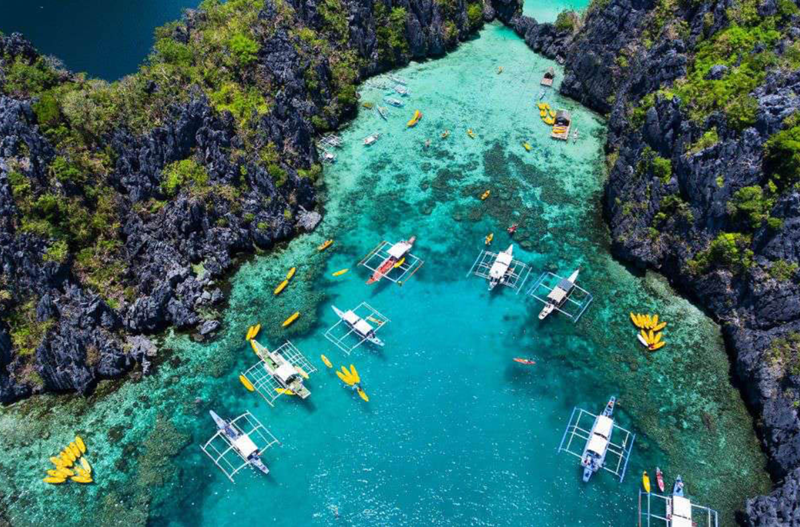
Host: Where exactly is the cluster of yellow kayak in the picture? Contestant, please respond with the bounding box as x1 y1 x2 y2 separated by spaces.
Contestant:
538 102 555 126
630 313 667 350
319 355 369 401
44 436 93 485
245 324 261 341
407 110 422 127
274 266 297 296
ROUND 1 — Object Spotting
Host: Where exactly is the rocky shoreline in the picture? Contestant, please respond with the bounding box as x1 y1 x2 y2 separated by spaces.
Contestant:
509 0 800 523
0 0 520 403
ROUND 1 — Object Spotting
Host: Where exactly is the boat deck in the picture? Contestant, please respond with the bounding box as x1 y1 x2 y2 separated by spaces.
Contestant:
558 406 635 482
527 271 593 322
638 491 719 527
324 302 390 355
358 240 424 286
467 249 532 293
200 411 280 483
243 341 317 406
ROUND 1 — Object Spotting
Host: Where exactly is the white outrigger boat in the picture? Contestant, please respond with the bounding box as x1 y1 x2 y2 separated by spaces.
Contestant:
389 74 408 85
488 245 515 290
200 410 280 482
364 133 381 146
249 340 312 399
384 96 405 108
538 269 579 320
394 84 410 96
581 396 615 482
366 236 415 284
667 476 696 527
376 105 389 120
331 306 384 347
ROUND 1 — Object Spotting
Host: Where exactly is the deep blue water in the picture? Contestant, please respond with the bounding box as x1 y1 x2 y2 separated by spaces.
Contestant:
0 0 197 80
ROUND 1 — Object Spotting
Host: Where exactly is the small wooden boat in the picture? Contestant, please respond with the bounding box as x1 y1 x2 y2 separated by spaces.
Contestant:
480 190 491 200
318 239 333 251
656 467 665 493
282 312 300 327
467 129 476 139
286 267 296 280
332 268 349 277
441 130 450 139
523 142 532 151
485 233 494 245
407 110 422 127
364 133 380 146
362 101 374 109
513 357 536 365
274 280 289 295
367 237 415 285
673 475 685 497
642 471 651 493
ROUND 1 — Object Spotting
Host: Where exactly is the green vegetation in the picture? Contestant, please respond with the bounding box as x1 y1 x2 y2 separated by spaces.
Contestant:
765 124 800 189
686 127 719 155
767 332 800 377
769 259 798 282
375 4 409 59
8 299 54 356
635 146 671 183
689 232 754 273
160 159 210 197
228 33 259 66
467 3 484 29
727 186 774 228
554 11 579 33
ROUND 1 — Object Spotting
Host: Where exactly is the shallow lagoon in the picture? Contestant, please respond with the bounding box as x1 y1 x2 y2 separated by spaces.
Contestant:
0 20 770 527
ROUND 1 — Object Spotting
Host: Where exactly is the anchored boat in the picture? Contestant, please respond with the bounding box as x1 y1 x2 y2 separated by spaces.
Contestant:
377 105 389 120
488 245 514 290
210 410 269 475
394 85 410 96
385 96 404 107
538 269 579 320
331 305 385 347
581 396 616 482
366 236 416 285
251 340 311 398
364 133 380 146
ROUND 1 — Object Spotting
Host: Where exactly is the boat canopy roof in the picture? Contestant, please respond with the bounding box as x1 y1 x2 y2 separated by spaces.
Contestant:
274 362 296 381
557 277 576 293
672 496 693 520
342 310 361 325
586 434 609 456
595 415 613 438
232 434 259 458
354 319 374 336
388 241 411 258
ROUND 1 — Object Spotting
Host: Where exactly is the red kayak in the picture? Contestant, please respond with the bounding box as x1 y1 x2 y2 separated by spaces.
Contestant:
513 357 536 365
507 224 518 235
656 467 665 493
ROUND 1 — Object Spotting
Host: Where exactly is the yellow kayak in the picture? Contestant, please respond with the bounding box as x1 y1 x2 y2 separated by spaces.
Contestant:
650 341 666 351
69 443 81 459
43 476 66 484
318 239 333 251
251 323 261 339
357 389 370 402
543 102 551 110
652 321 667 331
332 268 349 277
467 129 476 138
50 456 64 467
651 314 659 327
544 117 555 125
644 314 653 328
537 102 547 110
275 388 296 396
282 312 300 327
321 354 333 368
80 458 92 474
539 109 546 118
75 435 86 454
523 142 532 151
70 475 93 484
239 375 255 392
56 468 74 477
394 257 405 269
485 233 494 245
47 469 63 477
642 471 651 493
59 453 73 468
407 110 422 127
274 279 289 296
480 190 491 200
549 110 556 118
286 267 296 280
629 312 639 327
64 448 76 463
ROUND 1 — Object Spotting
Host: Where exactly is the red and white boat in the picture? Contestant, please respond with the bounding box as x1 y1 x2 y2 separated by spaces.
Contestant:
366 236 416 285
656 467 665 493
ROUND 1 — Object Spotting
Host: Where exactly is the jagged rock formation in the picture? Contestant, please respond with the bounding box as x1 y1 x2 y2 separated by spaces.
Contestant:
510 0 800 522
0 0 520 403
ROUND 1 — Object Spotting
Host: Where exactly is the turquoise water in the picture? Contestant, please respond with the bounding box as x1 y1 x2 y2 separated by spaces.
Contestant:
522 0 590 21
0 0 197 79
0 21 769 527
